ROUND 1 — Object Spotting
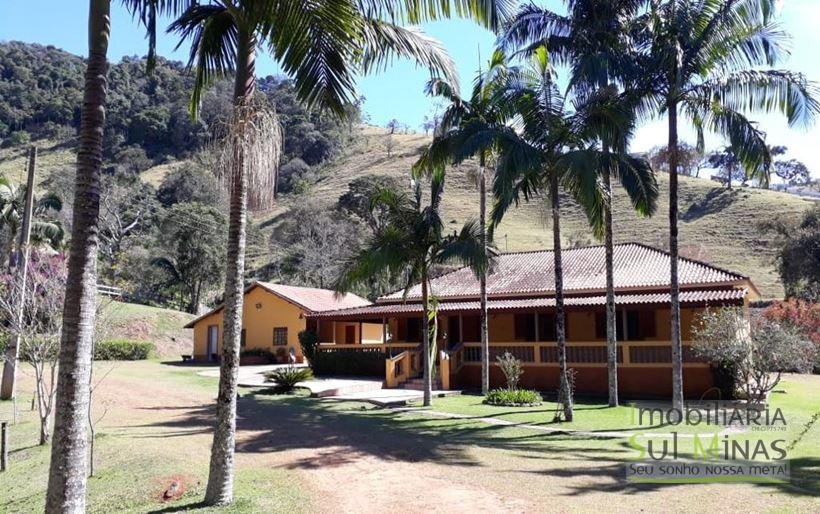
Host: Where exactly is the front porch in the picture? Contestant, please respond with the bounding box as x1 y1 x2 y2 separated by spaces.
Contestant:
306 296 731 398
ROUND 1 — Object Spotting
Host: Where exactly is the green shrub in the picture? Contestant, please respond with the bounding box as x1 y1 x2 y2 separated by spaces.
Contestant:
93 339 154 360
2 130 31 148
312 350 385 377
298 329 319 365
484 388 542 407
240 348 274 358
264 366 314 392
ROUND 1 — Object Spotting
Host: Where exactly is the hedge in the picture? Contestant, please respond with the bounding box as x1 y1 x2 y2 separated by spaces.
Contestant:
312 349 385 377
484 388 542 407
94 339 154 360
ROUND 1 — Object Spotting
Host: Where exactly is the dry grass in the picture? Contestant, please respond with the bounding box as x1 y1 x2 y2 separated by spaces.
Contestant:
273 126 816 298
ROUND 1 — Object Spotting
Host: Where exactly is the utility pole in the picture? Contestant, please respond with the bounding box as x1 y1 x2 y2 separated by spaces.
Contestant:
1 146 36 400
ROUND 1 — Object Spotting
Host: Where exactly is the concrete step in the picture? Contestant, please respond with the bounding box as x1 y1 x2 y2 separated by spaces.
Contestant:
400 378 442 390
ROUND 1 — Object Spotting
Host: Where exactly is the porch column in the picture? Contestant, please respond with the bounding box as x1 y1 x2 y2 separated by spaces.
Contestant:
534 311 539 342
359 321 363 344
382 317 387 343
332 321 336 344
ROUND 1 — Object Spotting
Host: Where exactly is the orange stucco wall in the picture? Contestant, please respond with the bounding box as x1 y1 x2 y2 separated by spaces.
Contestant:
191 286 307 361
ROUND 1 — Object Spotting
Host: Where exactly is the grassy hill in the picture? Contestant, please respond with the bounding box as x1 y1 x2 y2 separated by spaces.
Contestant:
2 126 814 299
106 301 194 358
271 126 815 299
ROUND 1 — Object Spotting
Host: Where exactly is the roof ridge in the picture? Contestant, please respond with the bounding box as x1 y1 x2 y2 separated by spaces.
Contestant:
625 241 749 280
496 241 642 256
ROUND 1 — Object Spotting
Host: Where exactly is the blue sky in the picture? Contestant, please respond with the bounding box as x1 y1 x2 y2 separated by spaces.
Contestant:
2 0 819 178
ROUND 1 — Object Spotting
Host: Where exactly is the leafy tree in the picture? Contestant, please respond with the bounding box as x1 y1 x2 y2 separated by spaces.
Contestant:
335 169 493 406
774 159 810 185
337 175 403 232
706 146 746 189
692 308 816 403
153 202 227 313
277 158 313 195
647 142 703 177
156 162 223 207
763 204 820 301
630 0 818 410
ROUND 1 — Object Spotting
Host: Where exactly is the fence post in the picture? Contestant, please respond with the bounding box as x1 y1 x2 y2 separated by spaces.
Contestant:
1 421 8 471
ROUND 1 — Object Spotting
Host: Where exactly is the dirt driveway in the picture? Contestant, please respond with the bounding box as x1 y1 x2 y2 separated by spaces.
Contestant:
20 361 811 514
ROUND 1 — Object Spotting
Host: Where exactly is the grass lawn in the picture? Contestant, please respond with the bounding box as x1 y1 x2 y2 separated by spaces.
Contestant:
2 361 818 512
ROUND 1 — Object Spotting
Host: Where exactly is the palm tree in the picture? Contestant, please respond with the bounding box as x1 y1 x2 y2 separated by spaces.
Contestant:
0 176 64 267
491 46 656 421
631 0 819 409
45 1 113 510
501 0 657 408
335 169 492 406
414 49 538 395
166 0 514 505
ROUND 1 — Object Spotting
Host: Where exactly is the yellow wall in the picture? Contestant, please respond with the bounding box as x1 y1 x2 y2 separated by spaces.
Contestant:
192 286 307 361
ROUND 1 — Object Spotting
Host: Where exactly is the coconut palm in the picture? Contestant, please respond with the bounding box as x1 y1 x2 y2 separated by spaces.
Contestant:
630 0 819 409
0 176 64 266
335 169 493 406
490 46 655 421
165 0 514 505
413 49 539 395
500 0 655 407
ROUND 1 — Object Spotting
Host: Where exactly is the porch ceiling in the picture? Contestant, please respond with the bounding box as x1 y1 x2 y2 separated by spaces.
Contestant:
308 288 747 321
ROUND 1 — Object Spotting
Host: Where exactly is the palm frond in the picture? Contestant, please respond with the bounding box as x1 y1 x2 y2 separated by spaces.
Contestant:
361 19 458 90
169 3 238 117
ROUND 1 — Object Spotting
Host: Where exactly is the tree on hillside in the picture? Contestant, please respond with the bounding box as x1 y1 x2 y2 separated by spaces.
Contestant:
706 146 746 189
630 0 818 410
153 202 227 313
763 204 820 302
335 169 493 406
157 161 223 208
501 0 659 408
648 143 703 177
337 175 403 233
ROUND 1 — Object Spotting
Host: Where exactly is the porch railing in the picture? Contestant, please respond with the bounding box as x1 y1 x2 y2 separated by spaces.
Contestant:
454 341 707 367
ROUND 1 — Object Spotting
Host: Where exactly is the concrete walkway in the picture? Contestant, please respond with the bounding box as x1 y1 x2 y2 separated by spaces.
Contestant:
197 363 308 387
322 389 461 407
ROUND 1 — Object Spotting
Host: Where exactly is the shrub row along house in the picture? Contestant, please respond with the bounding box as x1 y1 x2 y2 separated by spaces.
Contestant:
187 242 759 398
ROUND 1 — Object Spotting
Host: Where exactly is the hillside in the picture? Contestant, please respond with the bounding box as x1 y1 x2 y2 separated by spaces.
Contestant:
2 124 813 299
106 301 194 358
270 126 815 299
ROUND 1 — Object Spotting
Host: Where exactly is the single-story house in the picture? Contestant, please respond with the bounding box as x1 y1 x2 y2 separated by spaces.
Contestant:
185 282 371 363
308 242 760 398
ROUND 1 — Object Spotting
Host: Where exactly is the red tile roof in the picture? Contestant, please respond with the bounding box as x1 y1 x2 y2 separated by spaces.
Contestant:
256 282 371 313
184 281 370 328
379 242 748 302
311 288 747 319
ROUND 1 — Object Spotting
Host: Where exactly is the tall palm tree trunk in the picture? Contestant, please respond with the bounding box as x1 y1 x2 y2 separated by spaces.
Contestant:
421 270 432 406
603 163 618 407
551 174 572 421
204 26 256 506
46 1 110 511
479 158 489 395
667 99 684 411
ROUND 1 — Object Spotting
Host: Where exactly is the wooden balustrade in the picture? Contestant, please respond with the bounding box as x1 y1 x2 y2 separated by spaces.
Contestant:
453 341 706 367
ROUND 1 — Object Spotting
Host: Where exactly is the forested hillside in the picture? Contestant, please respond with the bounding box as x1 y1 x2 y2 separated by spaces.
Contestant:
0 41 814 308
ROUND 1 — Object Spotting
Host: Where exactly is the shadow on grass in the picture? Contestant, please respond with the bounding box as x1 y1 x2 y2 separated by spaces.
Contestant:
135 392 818 498
681 187 741 221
